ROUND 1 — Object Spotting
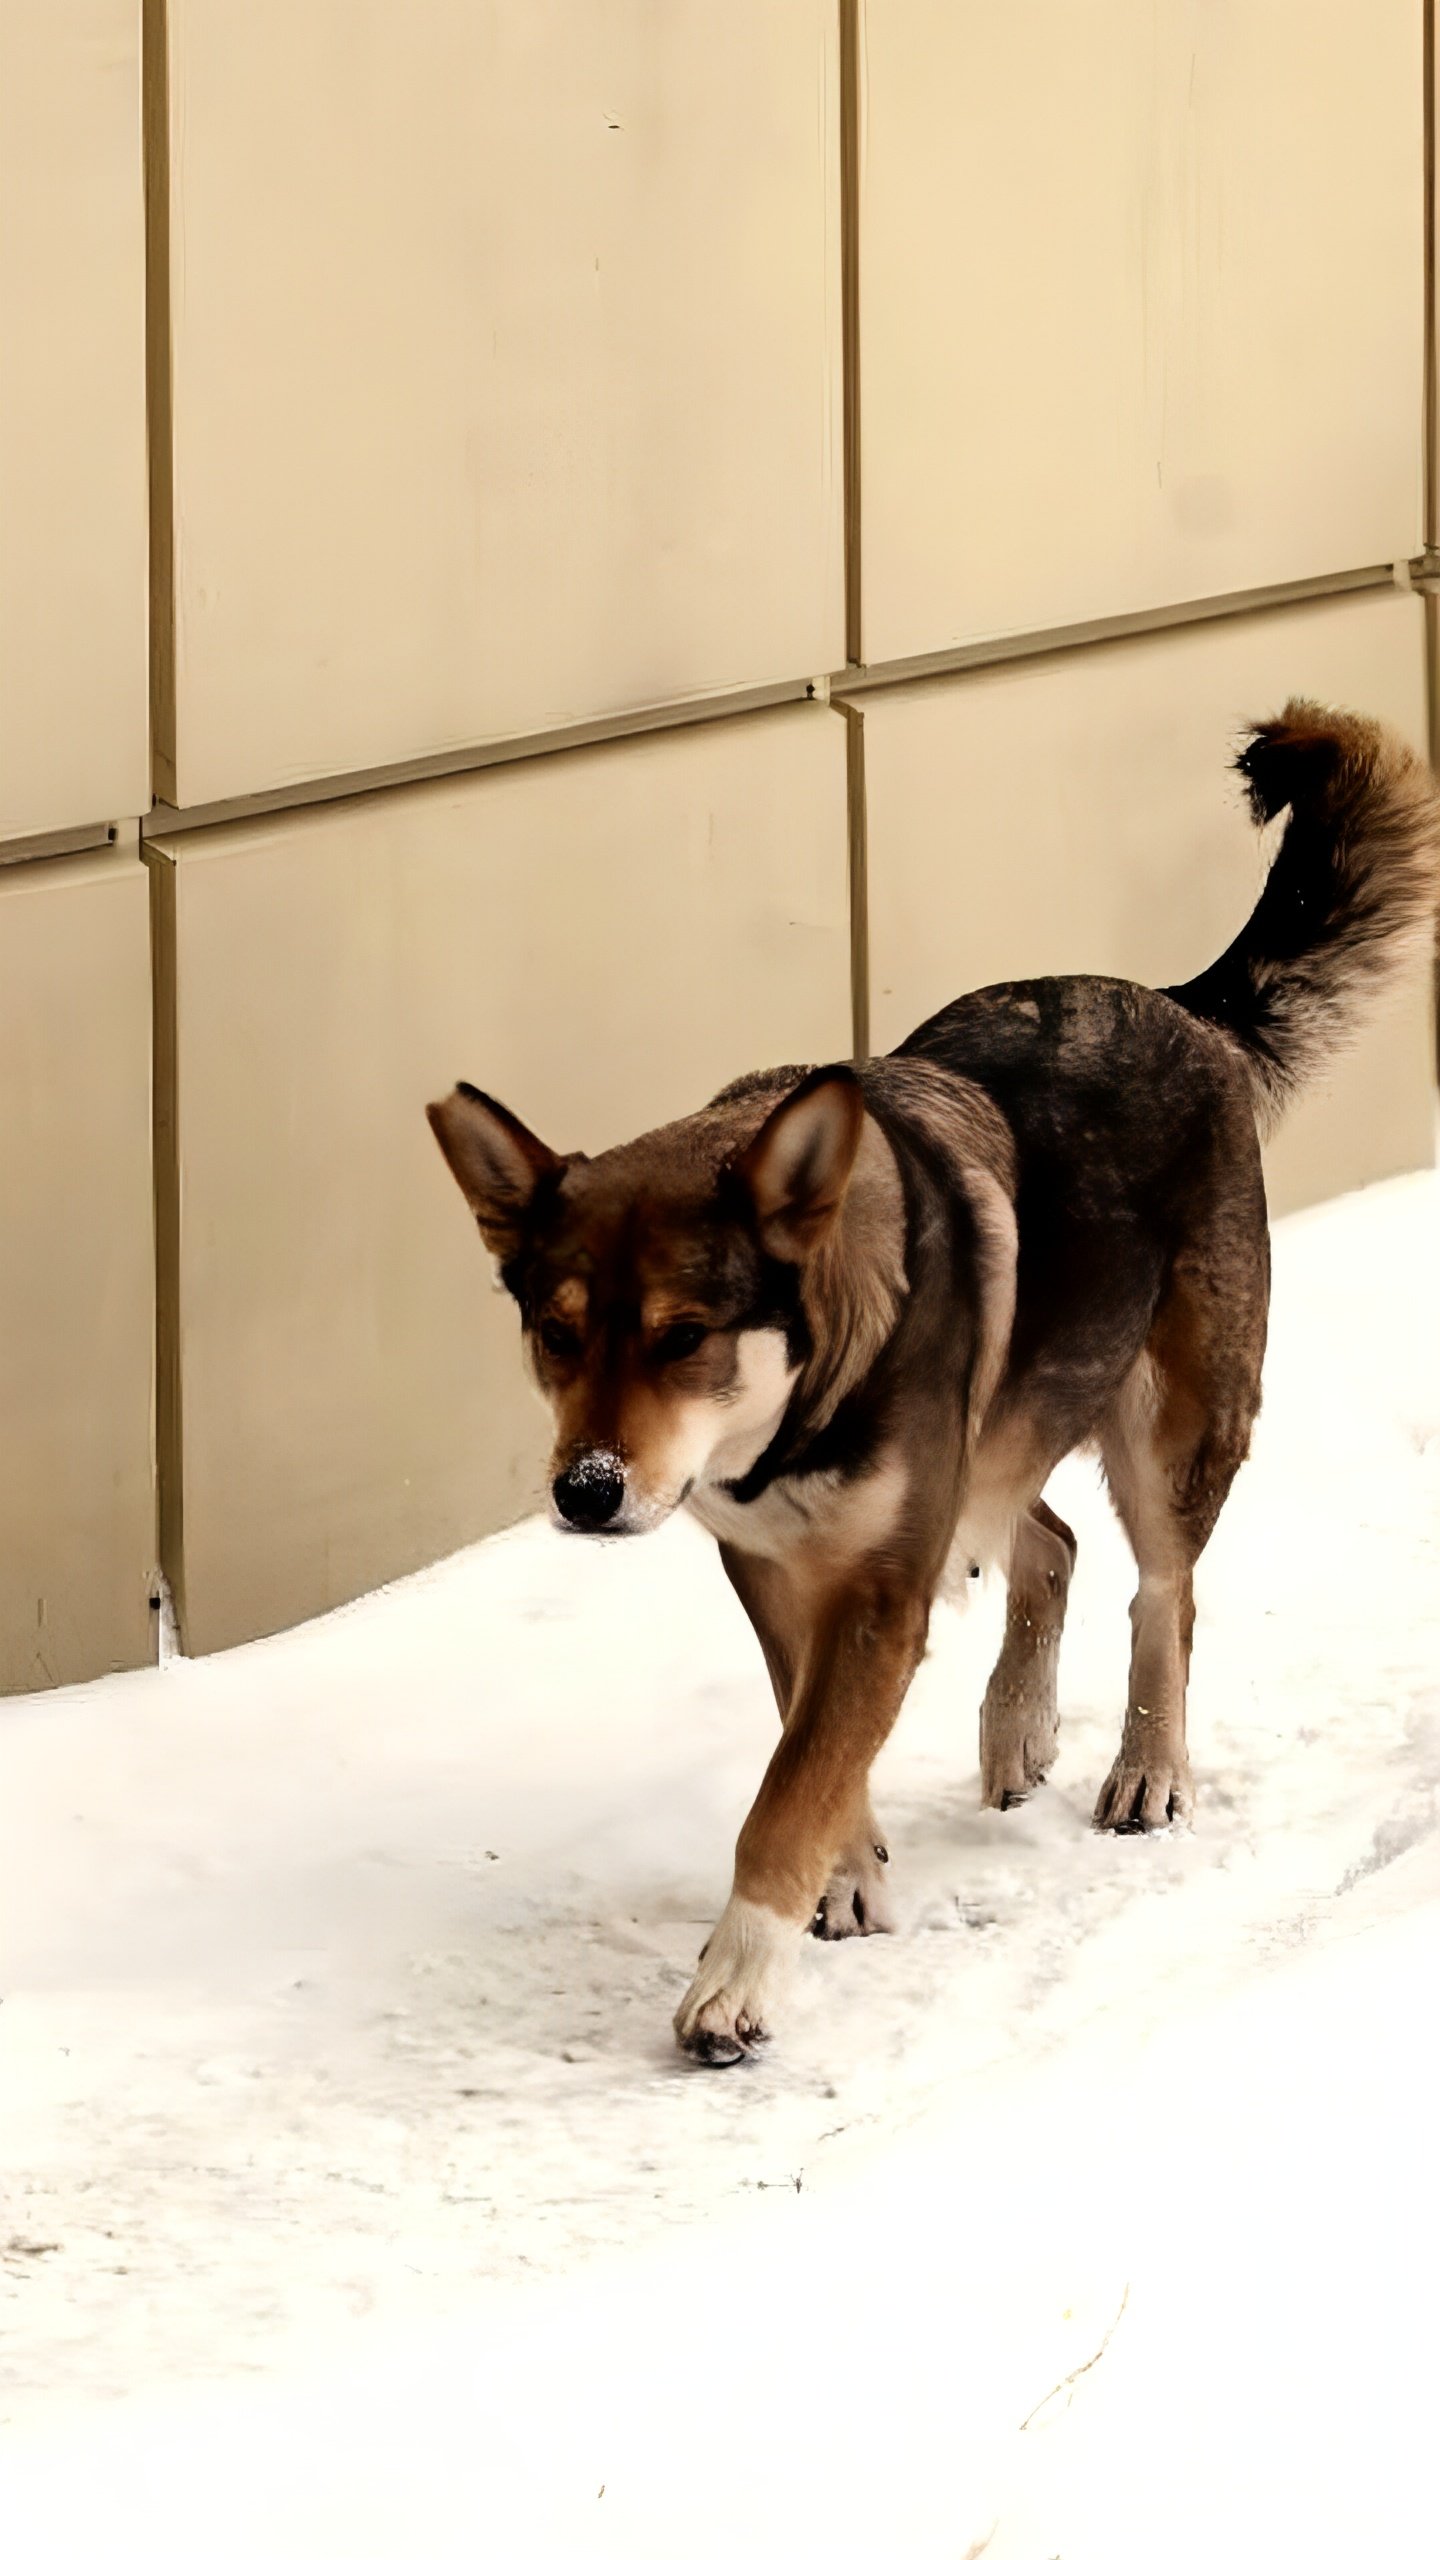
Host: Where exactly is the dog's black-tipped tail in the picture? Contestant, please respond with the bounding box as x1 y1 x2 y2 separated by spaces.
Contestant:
1165 700 1440 1128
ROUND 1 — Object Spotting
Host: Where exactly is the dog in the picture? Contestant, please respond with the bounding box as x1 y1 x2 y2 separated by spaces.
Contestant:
428 703 1438 2066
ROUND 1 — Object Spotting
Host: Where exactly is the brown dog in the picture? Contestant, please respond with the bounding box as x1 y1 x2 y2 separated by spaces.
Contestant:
428 704 1438 2065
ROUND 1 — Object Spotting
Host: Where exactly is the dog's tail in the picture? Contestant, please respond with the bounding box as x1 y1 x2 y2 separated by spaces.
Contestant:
1165 700 1440 1128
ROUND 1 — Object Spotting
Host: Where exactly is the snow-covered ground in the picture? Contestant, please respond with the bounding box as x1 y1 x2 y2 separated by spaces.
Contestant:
2 1167 1437 2557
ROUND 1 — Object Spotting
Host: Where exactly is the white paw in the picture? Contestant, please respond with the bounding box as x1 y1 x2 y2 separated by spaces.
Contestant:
673 1895 796 2066
812 1831 896 1939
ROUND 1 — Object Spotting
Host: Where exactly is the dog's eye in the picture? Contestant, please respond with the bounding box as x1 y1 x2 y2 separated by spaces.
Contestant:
538 1318 581 1360
654 1320 707 1364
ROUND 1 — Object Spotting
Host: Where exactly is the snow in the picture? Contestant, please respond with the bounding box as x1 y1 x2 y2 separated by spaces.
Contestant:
2 1165 1437 2556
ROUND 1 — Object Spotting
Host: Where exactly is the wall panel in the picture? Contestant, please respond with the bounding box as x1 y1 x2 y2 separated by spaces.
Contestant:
861 588 1435 1216
149 706 852 1654
157 0 843 807
0 3 148 843
0 855 155 1691
857 0 1424 666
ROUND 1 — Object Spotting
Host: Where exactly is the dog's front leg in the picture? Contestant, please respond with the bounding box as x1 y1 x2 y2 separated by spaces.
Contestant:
720 1542 897 1939
674 1573 929 2066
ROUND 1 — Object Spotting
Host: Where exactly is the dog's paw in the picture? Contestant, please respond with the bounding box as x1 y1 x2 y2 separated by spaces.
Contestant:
674 1896 796 2066
1093 1748 1195 1834
980 1704 1058 1810
812 1833 896 1939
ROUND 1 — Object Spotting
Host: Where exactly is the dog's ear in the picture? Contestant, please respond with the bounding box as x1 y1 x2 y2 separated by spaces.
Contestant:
426 1084 561 1261
734 1068 866 1261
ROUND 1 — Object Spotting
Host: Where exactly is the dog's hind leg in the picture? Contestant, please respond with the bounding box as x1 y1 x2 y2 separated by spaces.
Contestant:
979 1498 1077 1809
1093 1258 1265 1832
1092 1405 1199 1832
720 1543 895 1938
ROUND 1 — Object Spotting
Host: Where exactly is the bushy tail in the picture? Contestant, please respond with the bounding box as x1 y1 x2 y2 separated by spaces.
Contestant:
1165 700 1440 1127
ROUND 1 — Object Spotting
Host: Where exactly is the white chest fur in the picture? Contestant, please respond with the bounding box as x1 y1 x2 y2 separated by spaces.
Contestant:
688 1451 907 1568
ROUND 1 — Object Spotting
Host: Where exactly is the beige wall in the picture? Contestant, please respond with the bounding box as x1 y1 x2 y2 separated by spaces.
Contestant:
856 0 1424 665
155 0 843 807
861 588 1434 1216
0 854 155 1689
0 2 148 843
0 7 1434 1687
148 708 851 1655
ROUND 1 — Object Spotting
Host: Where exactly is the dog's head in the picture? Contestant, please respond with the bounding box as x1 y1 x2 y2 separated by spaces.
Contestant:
427 1069 872 1534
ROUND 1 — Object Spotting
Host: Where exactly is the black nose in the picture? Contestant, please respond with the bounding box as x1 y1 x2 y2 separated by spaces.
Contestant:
552 1453 626 1529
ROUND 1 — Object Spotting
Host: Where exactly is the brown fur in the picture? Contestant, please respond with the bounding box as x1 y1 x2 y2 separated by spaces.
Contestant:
428 701 1440 2065
795 1117 908 1431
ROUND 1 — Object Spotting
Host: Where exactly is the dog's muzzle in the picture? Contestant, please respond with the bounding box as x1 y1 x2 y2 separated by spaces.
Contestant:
551 1450 626 1532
